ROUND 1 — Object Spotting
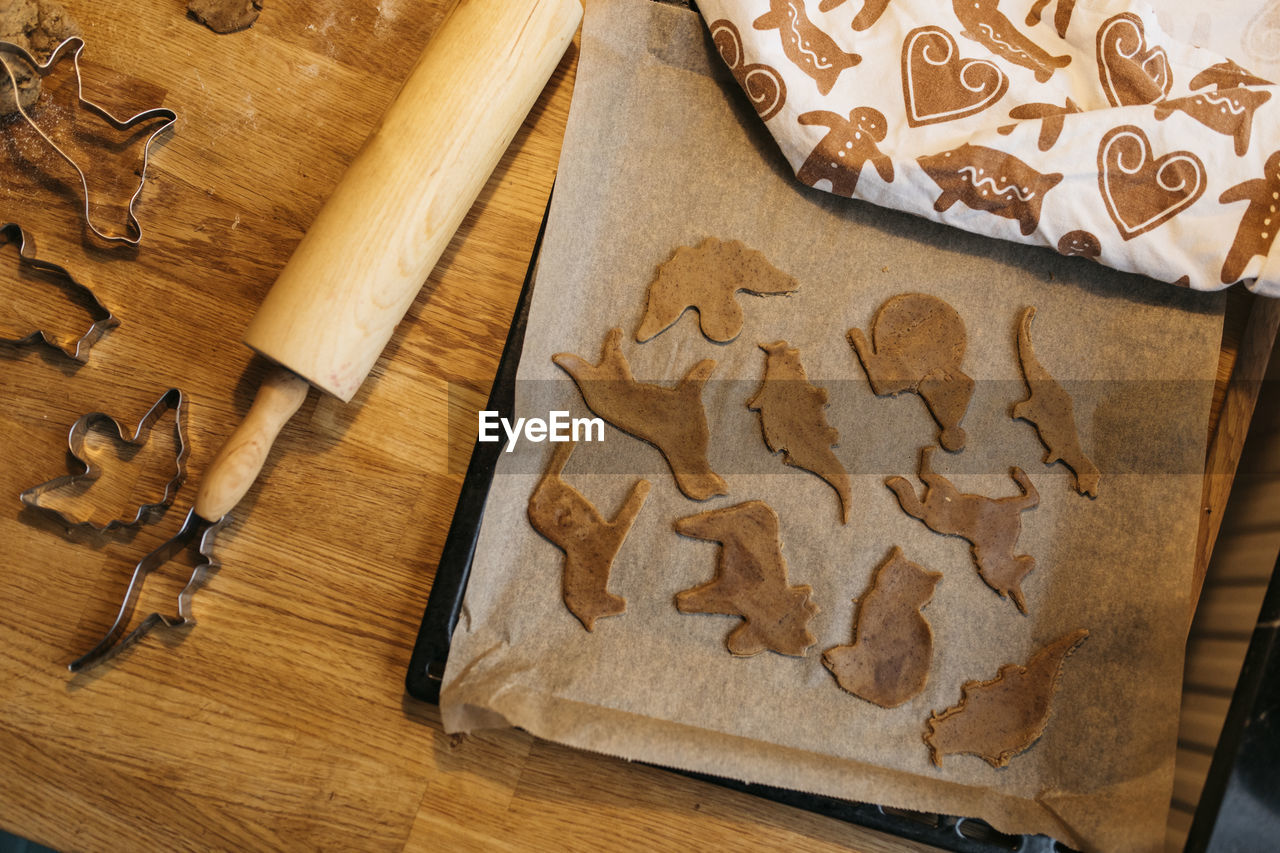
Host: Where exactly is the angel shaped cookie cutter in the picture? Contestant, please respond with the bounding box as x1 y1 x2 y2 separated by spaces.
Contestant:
0 37 176 245
20 388 190 530
0 221 118 360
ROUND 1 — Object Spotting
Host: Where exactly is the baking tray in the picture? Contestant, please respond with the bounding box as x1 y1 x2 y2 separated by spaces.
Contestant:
403 197 1073 853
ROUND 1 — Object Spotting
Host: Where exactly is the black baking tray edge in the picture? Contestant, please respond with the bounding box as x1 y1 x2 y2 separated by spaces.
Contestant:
403 197 1076 853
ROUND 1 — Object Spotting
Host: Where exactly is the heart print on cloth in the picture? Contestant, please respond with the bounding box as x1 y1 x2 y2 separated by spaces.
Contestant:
1098 125 1206 240
902 26 1008 127
696 0 1280 295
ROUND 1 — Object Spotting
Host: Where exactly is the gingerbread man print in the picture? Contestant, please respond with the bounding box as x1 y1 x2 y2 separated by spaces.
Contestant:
754 0 861 95
797 107 895 196
1220 150 1280 284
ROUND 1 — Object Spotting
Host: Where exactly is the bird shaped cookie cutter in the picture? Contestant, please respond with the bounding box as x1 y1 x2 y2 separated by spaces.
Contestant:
20 387 190 531
0 221 118 360
0 37 176 245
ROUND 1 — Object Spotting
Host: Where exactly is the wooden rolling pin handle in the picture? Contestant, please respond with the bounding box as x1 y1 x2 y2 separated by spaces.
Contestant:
193 367 311 522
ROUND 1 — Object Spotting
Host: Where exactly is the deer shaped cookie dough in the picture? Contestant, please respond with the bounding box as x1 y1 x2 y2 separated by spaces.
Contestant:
634 238 799 344
886 447 1039 612
528 441 651 631
1013 307 1100 497
848 293 973 451
747 340 852 524
823 547 942 708
554 327 728 501
924 628 1088 767
675 501 818 657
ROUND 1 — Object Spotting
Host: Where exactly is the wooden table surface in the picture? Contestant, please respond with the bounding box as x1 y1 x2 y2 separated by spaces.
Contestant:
1 2 1274 851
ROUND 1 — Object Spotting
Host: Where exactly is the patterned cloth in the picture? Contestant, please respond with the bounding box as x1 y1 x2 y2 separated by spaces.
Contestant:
698 0 1280 296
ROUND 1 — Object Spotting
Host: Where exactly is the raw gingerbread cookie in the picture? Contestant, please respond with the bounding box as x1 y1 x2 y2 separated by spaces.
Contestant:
822 547 941 708
1013 307 1100 497
918 144 1062 237
634 238 799 344
848 293 974 452
1219 149 1280 283
952 0 1070 83
554 327 728 501
675 500 818 656
797 107 894 195
752 0 860 96
188 0 263 34
886 446 1039 612
1096 13 1172 108
1025 0 1076 38
0 0 81 115
924 628 1089 767
747 340 852 524
1154 87 1271 157
528 441 651 631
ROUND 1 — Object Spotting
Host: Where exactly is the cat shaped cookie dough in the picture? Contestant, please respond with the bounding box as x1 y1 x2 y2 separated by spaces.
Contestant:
823 547 942 708
918 143 1062 236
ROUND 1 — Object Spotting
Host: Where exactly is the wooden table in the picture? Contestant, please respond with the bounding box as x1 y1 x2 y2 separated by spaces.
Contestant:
1 2 1274 851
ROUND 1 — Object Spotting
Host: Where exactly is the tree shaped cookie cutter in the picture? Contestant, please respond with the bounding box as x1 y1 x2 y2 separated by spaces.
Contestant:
0 37 177 245
20 388 190 530
68 507 230 672
0 221 118 360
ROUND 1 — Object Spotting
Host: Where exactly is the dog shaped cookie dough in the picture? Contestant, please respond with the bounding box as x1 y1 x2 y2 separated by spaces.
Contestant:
886 446 1040 612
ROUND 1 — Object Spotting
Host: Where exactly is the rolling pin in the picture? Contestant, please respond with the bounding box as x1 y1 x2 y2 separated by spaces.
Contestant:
194 0 581 522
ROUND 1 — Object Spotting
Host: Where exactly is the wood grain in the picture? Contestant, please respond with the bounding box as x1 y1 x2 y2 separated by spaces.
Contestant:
0 2 1274 851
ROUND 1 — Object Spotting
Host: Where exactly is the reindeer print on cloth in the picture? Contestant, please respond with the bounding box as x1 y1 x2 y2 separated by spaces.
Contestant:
697 0 1280 295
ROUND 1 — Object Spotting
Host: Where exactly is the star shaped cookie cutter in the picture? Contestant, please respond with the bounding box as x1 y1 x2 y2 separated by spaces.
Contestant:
20 388 190 531
0 37 177 245
69 508 230 672
0 221 118 360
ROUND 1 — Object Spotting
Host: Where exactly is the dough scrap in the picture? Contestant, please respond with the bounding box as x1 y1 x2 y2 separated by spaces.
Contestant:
848 293 974 451
0 0 81 115
924 628 1089 767
553 327 727 501
887 447 1039 612
634 237 799 344
674 500 817 657
528 441 650 631
823 547 941 708
188 0 263 34
1012 307 1100 497
747 340 851 523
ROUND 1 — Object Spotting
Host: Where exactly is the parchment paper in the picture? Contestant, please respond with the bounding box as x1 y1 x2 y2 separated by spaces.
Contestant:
439 1 1226 849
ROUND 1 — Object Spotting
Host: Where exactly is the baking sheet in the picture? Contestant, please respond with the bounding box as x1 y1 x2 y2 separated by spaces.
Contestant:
439 1 1225 849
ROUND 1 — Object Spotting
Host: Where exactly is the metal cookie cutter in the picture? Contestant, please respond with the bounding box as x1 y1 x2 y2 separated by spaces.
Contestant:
69 508 230 672
0 37 176 245
0 221 118 360
21 388 190 530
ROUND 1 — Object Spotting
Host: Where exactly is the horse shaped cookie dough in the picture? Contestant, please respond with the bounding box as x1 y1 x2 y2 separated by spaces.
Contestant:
886 446 1039 612
528 441 650 631
675 501 818 657
848 293 973 451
